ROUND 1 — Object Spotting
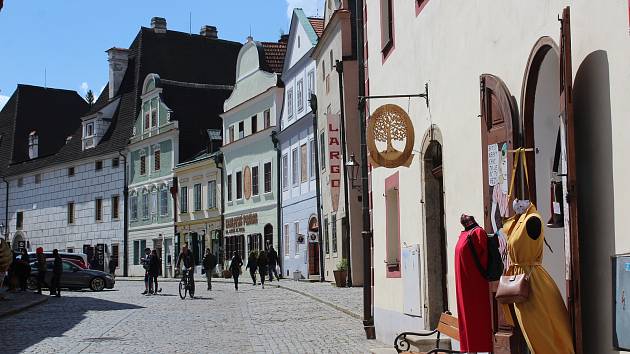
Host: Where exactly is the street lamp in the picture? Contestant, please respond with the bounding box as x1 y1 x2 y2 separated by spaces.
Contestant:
346 154 361 191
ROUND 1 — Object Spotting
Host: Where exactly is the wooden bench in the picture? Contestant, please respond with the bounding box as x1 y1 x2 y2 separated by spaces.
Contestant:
394 312 462 354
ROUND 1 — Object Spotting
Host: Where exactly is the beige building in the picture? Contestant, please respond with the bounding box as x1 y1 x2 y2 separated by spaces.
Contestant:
365 1 630 353
312 0 364 285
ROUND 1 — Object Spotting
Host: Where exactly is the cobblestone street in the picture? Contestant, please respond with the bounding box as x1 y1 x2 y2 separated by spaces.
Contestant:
0 280 382 353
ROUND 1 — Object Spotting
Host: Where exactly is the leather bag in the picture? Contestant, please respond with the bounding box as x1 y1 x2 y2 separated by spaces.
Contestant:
496 273 530 304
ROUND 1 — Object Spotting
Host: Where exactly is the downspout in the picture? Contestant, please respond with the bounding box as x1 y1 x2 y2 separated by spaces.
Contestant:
118 150 129 276
335 59 353 287
213 152 225 265
1 176 8 241
309 94 325 282
356 0 376 339
271 130 282 277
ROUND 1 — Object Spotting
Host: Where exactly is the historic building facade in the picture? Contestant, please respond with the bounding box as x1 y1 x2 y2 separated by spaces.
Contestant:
220 36 286 270
278 9 323 280
365 1 630 353
312 0 364 285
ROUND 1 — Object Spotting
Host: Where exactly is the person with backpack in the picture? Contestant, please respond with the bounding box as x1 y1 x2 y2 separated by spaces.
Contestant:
453 214 494 353
202 248 217 291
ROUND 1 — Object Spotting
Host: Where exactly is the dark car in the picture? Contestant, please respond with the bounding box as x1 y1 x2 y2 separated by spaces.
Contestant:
28 251 89 269
28 260 115 291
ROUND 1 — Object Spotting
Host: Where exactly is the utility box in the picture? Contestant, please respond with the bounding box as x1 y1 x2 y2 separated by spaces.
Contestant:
402 244 423 316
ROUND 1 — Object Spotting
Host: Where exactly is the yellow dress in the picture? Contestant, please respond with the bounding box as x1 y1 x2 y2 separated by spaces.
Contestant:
502 204 575 354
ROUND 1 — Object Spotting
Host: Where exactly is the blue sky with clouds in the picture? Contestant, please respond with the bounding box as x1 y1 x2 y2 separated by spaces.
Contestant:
0 0 324 109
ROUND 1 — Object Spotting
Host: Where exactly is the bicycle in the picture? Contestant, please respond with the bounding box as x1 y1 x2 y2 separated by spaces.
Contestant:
178 268 195 299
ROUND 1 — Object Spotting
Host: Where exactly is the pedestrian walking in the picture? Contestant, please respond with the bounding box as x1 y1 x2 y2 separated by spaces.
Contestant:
108 258 117 278
50 249 62 297
148 249 161 294
16 249 30 291
257 250 268 289
246 251 258 286
35 247 47 295
229 251 243 291
267 246 279 282
202 248 217 291
141 248 152 295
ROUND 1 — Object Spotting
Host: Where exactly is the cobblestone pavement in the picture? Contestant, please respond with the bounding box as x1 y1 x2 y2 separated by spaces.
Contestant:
0 280 382 353
273 280 363 318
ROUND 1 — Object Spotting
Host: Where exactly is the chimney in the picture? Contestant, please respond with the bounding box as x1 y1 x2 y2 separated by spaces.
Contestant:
106 47 129 99
151 17 167 33
200 25 218 39
279 34 289 43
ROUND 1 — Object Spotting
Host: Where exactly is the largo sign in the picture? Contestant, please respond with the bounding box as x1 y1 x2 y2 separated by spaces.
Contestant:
327 113 341 212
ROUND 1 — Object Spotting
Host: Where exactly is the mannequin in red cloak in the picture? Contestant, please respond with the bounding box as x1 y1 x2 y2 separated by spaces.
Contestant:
454 214 493 352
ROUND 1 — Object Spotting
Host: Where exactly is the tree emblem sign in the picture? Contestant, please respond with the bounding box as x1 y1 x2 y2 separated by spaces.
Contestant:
367 104 415 168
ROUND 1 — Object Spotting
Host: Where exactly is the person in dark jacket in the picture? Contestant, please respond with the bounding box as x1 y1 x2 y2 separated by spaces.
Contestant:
108 258 117 277
257 250 268 289
148 249 161 294
267 246 279 282
50 249 62 297
246 251 258 286
17 249 30 291
229 251 243 291
177 243 195 293
202 248 217 291
35 247 47 294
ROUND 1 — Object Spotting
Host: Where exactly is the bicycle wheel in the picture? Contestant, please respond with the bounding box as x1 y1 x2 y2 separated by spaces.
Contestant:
178 279 187 299
189 280 195 299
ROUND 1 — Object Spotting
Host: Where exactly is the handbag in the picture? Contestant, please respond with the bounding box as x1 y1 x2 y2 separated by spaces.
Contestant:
496 272 530 304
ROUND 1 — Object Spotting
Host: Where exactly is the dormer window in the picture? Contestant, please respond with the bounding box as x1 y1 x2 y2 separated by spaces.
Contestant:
28 131 38 159
82 121 96 149
85 123 94 137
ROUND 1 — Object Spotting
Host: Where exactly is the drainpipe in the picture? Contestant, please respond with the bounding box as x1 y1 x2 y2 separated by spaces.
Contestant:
118 150 129 276
271 130 282 276
1 176 8 241
335 59 353 287
213 152 225 266
356 0 376 339
309 94 325 282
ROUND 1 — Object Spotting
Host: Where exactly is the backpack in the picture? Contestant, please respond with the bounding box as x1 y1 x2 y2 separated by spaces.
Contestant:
467 228 504 281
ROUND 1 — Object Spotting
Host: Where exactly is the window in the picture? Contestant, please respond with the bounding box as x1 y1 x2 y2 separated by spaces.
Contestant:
236 171 243 199
297 35 301 48
238 121 244 139
251 115 258 134
380 0 394 54
194 183 202 210
310 139 316 178
95 198 103 221
28 132 38 159
264 162 272 193
14 211 23 230
319 132 326 170
322 60 326 81
133 240 141 265
180 186 188 213
264 109 271 129
229 126 235 143
95 160 103 171
284 224 290 256
140 154 146 175
17 177 23 187
297 80 304 112
68 167 75 177
307 70 315 98
300 144 308 183
324 217 329 254
151 109 157 127
112 158 120 168
227 174 233 201
142 191 149 219
329 50 334 71
287 87 294 118
35 174 41 184
325 75 330 93
385 172 401 276
85 123 94 137
292 148 299 186
225 235 245 260
207 181 216 209
112 195 120 219
144 112 150 130
331 214 338 253
151 191 157 215
154 149 161 171
282 154 289 190
67 203 74 224
294 222 300 255
160 188 168 216
130 196 138 220
251 166 259 196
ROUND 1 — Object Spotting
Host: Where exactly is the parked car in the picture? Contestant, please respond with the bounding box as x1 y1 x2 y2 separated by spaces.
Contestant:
28 251 89 269
28 260 115 291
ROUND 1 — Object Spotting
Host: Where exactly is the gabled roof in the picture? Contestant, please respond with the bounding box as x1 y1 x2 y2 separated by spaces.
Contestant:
309 17 325 38
259 40 288 74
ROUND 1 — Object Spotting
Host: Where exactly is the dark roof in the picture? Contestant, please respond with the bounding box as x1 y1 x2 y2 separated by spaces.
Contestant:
308 17 325 38
259 41 287 74
3 26 242 176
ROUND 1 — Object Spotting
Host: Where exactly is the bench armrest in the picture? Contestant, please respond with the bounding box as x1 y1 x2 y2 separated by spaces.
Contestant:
394 330 439 353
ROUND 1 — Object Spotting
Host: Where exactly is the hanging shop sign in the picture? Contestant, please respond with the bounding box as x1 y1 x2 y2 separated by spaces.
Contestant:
327 113 341 212
367 104 415 168
225 213 258 235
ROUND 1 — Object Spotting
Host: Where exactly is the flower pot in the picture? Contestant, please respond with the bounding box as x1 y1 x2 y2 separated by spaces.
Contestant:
333 270 347 287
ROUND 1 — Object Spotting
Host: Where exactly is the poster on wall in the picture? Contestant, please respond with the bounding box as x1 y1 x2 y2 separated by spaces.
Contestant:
614 254 630 350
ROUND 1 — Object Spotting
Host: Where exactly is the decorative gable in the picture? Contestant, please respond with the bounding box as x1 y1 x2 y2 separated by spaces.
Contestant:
81 97 120 150
132 73 173 139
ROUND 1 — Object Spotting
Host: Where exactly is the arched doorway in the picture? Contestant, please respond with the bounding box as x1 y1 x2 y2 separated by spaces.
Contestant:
308 216 320 276
264 224 273 250
12 232 25 252
422 128 448 329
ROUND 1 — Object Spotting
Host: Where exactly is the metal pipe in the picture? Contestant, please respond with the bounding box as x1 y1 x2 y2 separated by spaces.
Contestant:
271 131 283 276
118 150 129 277
335 59 353 287
309 94 325 282
213 152 225 266
1 176 8 241
356 0 376 339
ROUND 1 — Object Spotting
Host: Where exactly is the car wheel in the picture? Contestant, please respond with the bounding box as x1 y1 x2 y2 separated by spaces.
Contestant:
90 277 106 291
27 276 38 291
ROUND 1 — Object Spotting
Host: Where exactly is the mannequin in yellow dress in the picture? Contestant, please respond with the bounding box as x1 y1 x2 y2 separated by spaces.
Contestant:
502 200 574 354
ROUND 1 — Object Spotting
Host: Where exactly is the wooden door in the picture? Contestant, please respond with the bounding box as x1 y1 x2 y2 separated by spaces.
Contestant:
479 74 527 354
308 242 320 275
560 7 583 353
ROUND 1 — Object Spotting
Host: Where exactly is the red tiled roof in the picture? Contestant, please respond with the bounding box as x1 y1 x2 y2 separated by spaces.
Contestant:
308 17 324 38
260 41 287 74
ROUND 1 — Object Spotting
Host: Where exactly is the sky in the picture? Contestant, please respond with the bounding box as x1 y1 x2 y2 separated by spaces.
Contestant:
0 0 325 109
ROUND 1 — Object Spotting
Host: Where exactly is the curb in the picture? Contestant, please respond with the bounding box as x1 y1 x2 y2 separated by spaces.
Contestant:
0 295 48 319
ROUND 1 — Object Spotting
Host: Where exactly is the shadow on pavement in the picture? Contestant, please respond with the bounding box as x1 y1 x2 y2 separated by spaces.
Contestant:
0 295 143 353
